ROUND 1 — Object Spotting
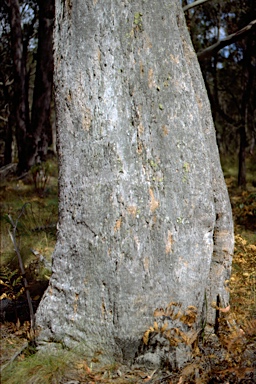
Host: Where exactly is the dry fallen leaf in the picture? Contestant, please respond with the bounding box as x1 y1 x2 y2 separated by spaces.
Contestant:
219 305 230 313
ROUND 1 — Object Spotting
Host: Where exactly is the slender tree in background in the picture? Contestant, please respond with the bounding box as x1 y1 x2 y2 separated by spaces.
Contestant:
0 3 21 165
27 0 55 168
6 0 28 173
36 0 234 368
1 0 54 173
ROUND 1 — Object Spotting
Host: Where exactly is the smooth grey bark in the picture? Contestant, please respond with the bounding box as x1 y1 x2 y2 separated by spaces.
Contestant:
36 0 234 368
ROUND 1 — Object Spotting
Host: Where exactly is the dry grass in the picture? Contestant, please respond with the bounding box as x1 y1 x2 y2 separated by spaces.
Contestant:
0 159 58 304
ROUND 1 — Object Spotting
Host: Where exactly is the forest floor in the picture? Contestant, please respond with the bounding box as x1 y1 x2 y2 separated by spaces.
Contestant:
0 157 255 383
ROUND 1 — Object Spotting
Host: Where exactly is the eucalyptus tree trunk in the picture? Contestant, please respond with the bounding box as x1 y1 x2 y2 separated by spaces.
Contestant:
36 0 234 368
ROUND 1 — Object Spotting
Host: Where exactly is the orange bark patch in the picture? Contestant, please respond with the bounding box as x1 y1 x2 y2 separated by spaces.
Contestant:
143 257 149 273
114 218 122 232
71 293 79 321
149 188 159 212
166 230 174 254
66 90 72 102
137 141 143 154
170 54 179 64
144 33 152 50
127 206 137 217
148 68 154 88
162 125 169 136
138 122 144 137
196 95 203 110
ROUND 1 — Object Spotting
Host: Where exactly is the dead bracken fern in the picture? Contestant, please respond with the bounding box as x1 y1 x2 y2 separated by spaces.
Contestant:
143 302 199 347
243 318 256 340
220 317 256 355
229 234 256 322
141 298 255 383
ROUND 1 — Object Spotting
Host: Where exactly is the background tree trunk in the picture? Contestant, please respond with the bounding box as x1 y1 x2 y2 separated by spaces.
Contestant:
28 0 54 167
7 0 29 173
238 37 254 188
5 0 54 172
3 115 13 165
1 78 13 165
36 0 234 368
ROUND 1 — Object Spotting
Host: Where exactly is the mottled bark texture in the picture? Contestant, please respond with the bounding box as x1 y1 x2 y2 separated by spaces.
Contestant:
36 0 234 368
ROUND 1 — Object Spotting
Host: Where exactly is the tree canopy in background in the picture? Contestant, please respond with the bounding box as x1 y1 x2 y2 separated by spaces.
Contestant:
183 0 256 187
